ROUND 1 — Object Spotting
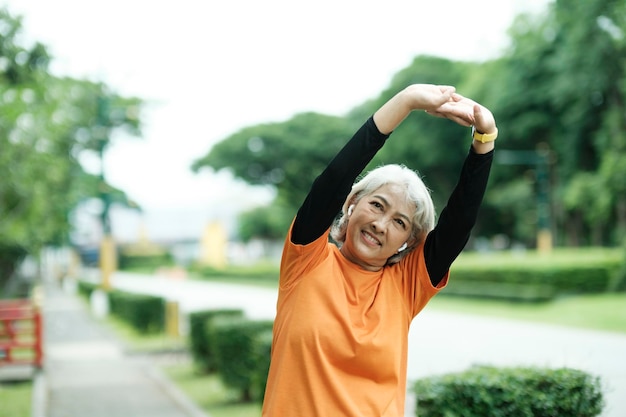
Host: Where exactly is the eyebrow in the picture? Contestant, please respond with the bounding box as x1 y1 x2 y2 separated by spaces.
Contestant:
372 195 412 225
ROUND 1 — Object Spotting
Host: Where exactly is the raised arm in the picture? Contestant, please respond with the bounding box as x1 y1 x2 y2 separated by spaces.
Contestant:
374 84 497 155
427 91 498 154
292 84 461 246
372 84 457 134
291 84 497 250
421 92 498 285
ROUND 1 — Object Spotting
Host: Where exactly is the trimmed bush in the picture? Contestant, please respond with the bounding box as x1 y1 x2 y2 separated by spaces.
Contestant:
77 280 98 298
442 281 556 302
612 239 626 292
251 329 273 403
188 308 245 373
413 365 604 417
192 262 279 285
210 317 274 402
107 290 165 334
118 252 173 270
445 249 623 301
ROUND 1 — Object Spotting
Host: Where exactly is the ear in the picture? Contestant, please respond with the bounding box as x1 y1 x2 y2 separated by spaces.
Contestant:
347 204 355 216
397 242 408 252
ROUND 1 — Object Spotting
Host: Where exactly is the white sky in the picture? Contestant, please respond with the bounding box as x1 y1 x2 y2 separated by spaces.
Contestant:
2 0 551 242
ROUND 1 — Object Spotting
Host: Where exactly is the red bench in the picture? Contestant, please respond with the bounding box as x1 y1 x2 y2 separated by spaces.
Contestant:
0 299 43 368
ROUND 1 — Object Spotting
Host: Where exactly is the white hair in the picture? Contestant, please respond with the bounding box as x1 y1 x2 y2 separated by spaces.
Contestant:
330 164 435 265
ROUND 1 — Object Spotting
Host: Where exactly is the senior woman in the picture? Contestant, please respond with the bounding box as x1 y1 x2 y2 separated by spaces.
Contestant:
261 83 497 417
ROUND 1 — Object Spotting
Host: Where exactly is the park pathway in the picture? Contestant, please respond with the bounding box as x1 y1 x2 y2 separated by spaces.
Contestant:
39 281 209 417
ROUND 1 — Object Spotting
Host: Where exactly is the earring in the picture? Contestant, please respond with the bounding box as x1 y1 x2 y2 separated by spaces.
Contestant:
347 205 354 216
398 242 408 252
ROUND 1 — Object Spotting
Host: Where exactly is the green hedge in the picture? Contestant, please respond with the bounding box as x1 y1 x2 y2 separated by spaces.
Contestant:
445 249 623 301
413 365 604 417
76 280 166 334
118 253 174 270
192 262 279 284
210 316 274 402
77 280 98 298
188 308 245 373
107 290 165 334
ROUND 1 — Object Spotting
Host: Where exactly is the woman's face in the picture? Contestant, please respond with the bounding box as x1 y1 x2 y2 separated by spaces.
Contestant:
340 183 415 271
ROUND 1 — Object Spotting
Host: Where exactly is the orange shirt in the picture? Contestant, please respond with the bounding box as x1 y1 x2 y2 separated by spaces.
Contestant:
261 223 447 417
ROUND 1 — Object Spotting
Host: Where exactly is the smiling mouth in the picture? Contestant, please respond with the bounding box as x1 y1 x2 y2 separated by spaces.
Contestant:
361 231 381 247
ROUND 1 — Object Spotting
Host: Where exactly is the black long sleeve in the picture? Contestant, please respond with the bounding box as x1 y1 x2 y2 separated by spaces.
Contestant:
291 117 389 245
424 147 494 286
291 116 494 288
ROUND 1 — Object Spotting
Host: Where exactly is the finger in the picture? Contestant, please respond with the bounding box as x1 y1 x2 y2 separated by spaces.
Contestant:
473 104 496 132
438 102 475 120
438 86 456 103
424 110 447 119
473 104 484 125
427 89 456 110
439 85 456 94
451 93 476 105
451 93 465 102
446 115 473 126
426 110 473 126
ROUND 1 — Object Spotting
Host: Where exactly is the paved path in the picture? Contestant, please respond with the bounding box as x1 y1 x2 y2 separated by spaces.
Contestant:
40 282 209 417
102 270 626 417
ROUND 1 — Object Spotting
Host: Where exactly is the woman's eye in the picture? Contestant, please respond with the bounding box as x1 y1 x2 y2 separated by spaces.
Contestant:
370 201 383 209
395 219 405 228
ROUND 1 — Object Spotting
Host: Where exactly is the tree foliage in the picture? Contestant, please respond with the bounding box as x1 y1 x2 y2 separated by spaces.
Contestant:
0 8 143 291
352 56 477 211
237 203 292 242
192 112 354 214
494 0 626 245
194 0 626 248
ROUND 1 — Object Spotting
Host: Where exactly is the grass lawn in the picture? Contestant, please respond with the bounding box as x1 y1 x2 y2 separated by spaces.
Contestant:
0 380 32 417
104 315 187 353
163 362 262 417
427 248 626 334
429 293 626 334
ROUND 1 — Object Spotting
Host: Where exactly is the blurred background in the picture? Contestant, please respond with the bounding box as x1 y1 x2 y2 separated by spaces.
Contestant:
1 0 573 278
0 0 625 293
2 2 626 416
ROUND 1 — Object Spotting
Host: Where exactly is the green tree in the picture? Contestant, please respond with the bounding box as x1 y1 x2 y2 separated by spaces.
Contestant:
192 112 355 239
237 203 292 242
0 8 143 292
358 56 484 212
193 1 626 248
193 57 478 240
489 0 626 246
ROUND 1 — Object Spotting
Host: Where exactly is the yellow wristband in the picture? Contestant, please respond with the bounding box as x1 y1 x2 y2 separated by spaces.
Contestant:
472 126 498 143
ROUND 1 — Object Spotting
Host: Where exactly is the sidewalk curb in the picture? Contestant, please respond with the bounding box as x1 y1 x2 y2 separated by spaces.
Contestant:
147 366 211 417
32 369 46 417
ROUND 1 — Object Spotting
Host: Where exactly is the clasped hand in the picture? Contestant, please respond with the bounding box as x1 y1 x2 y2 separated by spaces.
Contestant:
408 84 497 134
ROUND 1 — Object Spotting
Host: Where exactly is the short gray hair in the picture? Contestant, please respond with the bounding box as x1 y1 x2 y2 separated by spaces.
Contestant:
330 164 435 265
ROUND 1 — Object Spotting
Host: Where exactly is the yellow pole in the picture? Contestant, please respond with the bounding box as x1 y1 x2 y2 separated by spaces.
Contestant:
99 235 117 291
537 229 553 255
166 301 180 337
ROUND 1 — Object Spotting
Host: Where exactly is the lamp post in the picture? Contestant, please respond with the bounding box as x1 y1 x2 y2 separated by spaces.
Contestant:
496 145 553 253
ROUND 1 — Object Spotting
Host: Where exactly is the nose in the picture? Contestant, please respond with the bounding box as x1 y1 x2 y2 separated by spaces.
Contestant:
371 215 391 233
